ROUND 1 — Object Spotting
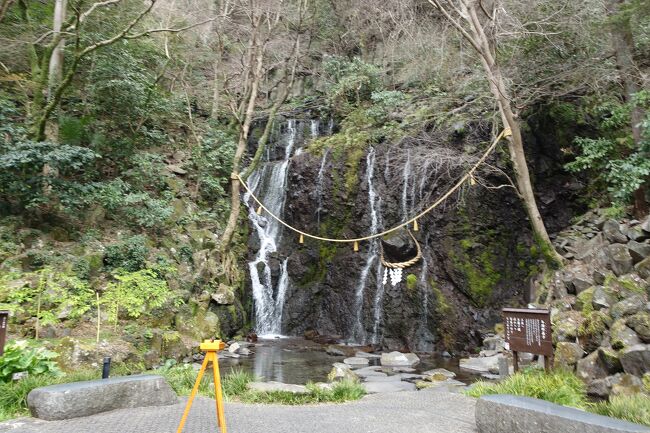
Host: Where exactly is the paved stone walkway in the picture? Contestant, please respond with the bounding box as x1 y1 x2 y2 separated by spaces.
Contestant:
0 389 477 433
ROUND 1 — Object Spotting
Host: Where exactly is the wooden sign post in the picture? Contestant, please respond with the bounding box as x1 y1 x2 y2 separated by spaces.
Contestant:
502 308 553 372
0 311 8 356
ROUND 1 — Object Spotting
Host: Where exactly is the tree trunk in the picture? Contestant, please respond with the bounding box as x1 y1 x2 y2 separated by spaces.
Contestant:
607 0 648 217
219 44 265 249
0 0 14 24
45 0 67 142
464 0 563 265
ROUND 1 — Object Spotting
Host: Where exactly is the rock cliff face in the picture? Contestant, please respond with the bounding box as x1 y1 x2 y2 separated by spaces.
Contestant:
244 116 582 354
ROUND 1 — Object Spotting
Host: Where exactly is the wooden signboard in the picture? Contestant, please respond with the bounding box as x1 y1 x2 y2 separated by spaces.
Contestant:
0 311 8 357
502 308 553 372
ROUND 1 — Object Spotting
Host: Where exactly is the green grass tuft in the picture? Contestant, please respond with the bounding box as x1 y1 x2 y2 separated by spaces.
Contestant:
465 368 588 409
591 394 650 427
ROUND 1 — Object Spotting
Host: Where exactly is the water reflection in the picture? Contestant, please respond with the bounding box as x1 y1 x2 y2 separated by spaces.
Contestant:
217 338 480 385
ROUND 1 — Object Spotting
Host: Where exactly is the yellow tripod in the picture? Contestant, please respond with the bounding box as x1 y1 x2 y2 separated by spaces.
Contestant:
176 339 227 433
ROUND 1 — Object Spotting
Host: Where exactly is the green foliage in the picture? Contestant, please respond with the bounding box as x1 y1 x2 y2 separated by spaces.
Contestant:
322 57 381 109
103 235 149 272
192 126 236 212
102 267 175 326
566 91 650 206
591 394 650 427
0 267 94 332
466 368 588 409
0 341 61 383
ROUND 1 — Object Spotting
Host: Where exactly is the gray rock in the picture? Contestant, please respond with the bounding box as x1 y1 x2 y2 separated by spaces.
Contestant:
610 320 641 350
620 344 650 376
603 220 628 243
380 351 420 367
576 233 607 260
635 256 650 279
325 345 346 356
228 342 240 353
597 347 623 374
627 312 650 342
554 342 584 368
482 335 505 351
612 295 645 319
211 284 235 305
628 241 650 264
592 286 615 310
362 381 417 394
343 357 370 366
27 375 177 421
475 394 650 433
354 351 381 359
248 381 308 394
422 368 456 379
641 216 650 233
460 354 503 374
328 363 358 382
606 244 634 276
576 350 608 383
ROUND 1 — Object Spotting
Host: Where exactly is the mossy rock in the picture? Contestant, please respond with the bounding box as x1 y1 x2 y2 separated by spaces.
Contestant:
554 341 584 369
578 311 612 352
626 312 650 343
405 274 418 291
575 287 595 313
610 319 641 350
553 311 584 343
597 346 623 374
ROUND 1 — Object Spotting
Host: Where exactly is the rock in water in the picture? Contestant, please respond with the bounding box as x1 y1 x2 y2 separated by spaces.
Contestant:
343 357 370 366
380 351 420 367
328 363 358 382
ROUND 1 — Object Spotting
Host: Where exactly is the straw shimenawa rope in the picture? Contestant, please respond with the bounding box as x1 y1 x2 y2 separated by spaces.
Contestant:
380 229 422 269
236 128 512 245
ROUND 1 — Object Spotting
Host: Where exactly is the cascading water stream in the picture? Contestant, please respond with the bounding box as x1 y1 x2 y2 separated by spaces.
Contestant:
245 120 297 337
315 148 329 227
351 148 381 344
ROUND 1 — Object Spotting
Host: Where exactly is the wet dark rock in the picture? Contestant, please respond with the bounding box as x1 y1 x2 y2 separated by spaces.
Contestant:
380 230 417 262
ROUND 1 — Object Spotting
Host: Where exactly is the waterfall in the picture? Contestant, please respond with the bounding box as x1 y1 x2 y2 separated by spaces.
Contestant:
315 148 329 226
310 119 320 138
351 147 381 344
245 120 297 337
401 149 411 220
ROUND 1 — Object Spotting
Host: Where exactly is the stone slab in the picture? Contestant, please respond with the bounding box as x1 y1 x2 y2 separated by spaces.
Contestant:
248 381 308 394
27 375 178 421
476 394 650 433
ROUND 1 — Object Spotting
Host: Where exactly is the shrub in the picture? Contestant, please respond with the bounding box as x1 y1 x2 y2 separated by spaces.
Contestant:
0 341 61 383
103 235 149 272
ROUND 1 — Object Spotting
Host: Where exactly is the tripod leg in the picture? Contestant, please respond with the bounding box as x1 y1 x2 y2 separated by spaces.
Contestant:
176 355 209 433
211 352 227 433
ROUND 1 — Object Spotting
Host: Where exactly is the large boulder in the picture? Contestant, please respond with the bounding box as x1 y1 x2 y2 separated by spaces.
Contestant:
328 363 359 382
554 342 584 369
627 241 650 264
592 286 616 310
611 295 645 320
380 230 417 262
587 373 644 398
605 244 634 276
380 351 420 367
27 375 177 421
620 344 650 376
627 312 650 342
576 350 608 383
610 320 641 350
597 347 623 374
603 220 628 244
635 256 650 279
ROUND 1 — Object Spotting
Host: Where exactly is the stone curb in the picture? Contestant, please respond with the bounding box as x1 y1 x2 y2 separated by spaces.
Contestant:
476 394 650 433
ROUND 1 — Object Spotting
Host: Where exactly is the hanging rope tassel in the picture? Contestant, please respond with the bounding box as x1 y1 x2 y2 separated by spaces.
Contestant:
413 219 419 232
353 241 359 252
299 234 304 244
256 206 263 215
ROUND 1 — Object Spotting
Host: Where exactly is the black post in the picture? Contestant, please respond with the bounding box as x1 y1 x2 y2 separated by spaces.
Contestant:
102 357 111 379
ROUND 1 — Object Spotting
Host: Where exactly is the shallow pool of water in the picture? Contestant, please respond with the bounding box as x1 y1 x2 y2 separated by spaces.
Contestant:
218 338 480 385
